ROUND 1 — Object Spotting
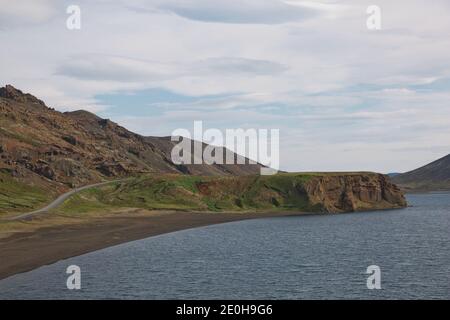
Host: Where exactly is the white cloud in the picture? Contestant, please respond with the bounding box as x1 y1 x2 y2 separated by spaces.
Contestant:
0 0 58 28
56 55 178 82
56 55 288 82
194 57 288 76
129 0 317 24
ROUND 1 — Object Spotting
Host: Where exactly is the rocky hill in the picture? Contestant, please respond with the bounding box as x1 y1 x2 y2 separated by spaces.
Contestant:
0 85 262 185
0 85 408 214
392 154 450 192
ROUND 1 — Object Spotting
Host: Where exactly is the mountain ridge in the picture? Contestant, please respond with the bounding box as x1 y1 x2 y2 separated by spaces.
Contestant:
0 85 263 207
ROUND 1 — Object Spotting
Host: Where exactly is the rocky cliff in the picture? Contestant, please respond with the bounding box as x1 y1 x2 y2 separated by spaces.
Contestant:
303 173 407 212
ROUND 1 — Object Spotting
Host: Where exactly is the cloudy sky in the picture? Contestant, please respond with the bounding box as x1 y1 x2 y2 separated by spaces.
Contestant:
1 0 450 173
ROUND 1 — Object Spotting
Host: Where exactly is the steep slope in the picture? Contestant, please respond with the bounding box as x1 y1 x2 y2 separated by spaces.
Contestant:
57 173 407 214
392 154 450 191
0 85 262 188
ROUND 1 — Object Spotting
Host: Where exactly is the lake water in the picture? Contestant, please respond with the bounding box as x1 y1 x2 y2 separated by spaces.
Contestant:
0 193 449 299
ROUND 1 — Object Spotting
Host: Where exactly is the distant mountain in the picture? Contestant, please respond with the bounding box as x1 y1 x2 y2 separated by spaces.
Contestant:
392 154 450 192
387 173 401 177
0 85 262 193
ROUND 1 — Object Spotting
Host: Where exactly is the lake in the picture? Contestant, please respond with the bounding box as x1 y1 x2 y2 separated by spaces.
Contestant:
0 193 449 299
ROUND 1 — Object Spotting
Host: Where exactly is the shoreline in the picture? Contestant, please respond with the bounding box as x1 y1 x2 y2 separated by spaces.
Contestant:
0 210 306 281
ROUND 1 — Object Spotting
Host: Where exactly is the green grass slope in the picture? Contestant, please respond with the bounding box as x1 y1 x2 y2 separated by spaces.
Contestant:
0 170 53 215
56 173 326 215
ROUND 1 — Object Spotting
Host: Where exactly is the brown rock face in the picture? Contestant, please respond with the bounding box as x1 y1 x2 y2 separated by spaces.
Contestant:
0 85 46 107
304 174 407 213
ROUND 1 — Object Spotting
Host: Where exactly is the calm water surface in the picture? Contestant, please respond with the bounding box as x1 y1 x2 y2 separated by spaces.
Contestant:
0 193 449 299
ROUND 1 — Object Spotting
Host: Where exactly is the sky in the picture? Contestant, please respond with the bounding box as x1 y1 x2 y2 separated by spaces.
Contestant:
1 0 450 173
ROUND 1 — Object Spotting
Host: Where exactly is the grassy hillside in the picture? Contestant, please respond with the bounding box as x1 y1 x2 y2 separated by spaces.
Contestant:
56 173 325 215
0 170 53 214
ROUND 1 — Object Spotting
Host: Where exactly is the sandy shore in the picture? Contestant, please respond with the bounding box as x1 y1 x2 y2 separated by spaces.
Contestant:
0 210 303 281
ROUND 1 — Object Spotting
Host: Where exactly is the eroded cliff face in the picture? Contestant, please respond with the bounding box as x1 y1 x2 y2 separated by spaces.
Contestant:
303 174 407 213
